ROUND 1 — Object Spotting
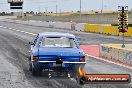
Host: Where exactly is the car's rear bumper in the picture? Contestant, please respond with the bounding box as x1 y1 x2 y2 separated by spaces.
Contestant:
32 60 86 71
33 60 86 64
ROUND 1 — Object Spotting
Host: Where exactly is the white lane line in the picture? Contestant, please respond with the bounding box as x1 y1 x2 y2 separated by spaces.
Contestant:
12 29 21 32
13 29 37 36
24 32 30 34
20 30 24 32
86 54 132 70
3 27 7 29
28 32 37 36
12 29 17 31
0 25 37 36
18 30 36 35
20 31 36 35
28 32 33 35
15 30 20 32
30 33 37 36
8 28 12 29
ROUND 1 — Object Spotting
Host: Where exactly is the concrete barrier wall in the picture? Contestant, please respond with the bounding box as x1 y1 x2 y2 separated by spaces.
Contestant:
2 19 132 38
53 22 71 29
20 20 132 37
2 19 85 31
99 44 132 66
84 24 132 37
75 23 85 31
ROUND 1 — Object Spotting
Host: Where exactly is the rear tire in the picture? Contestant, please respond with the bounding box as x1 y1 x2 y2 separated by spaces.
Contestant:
32 67 38 76
32 65 42 76
28 57 32 71
79 77 85 85
29 62 32 71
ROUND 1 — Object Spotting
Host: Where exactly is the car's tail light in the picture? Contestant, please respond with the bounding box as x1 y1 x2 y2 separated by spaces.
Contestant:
32 56 38 61
80 56 85 62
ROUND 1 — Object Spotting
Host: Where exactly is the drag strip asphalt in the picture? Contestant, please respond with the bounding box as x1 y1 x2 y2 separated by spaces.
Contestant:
0 21 131 88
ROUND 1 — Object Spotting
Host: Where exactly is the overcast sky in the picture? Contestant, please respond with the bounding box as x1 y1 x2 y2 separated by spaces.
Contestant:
0 0 132 12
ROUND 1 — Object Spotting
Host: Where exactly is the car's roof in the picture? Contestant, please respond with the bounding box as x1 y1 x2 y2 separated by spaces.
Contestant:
38 32 75 38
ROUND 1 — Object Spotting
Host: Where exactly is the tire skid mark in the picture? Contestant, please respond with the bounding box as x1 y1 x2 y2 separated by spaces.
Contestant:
0 27 81 88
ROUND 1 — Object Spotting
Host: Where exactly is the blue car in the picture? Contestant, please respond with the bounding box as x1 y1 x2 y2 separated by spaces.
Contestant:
29 32 86 76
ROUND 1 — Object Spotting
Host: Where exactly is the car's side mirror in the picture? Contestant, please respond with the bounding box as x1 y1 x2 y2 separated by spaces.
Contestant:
78 41 81 45
76 39 81 46
29 42 34 45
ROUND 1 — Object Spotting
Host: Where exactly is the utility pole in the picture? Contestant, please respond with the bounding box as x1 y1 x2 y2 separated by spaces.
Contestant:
101 0 103 13
56 5 58 16
45 7 48 16
39 7 40 13
60 9 61 16
79 0 82 21
131 8 132 14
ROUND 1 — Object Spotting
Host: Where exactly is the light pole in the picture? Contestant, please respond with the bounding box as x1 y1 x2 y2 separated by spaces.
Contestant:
56 5 58 16
38 7 40 13
60 9 61 16
45 7 48 16
79 0 82 20
101 0 103 13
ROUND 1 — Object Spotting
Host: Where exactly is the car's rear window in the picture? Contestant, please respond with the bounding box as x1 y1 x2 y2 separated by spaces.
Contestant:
40 37 77 48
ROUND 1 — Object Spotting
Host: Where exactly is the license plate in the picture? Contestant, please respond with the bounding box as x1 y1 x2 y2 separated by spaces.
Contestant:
56 64 62 67
53 63 64 67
